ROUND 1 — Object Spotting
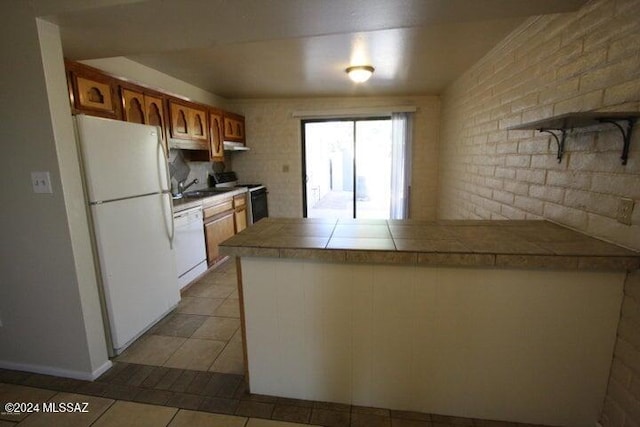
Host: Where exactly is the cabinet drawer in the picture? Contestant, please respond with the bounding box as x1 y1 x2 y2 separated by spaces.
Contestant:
233 194 247 208
203 199 233 219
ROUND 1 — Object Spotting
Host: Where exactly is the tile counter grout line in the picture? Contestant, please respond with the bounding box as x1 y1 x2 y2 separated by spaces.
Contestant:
385 219 399 250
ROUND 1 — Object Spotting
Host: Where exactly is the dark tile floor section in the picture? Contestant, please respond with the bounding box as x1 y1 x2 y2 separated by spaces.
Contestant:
0 364 553 427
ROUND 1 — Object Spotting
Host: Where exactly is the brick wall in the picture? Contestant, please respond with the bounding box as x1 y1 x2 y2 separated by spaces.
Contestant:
228 96 440 219
438 0 640 251
604 271 640 426
438 0 640 424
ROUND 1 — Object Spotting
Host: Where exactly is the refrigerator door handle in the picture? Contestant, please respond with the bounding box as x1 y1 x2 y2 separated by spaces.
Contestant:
158 136 175 249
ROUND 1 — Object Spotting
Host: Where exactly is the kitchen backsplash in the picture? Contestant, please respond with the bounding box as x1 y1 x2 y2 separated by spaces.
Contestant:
168 149 229 193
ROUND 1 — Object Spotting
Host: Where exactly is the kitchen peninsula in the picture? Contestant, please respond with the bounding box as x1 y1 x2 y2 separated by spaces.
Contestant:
221 218 640 427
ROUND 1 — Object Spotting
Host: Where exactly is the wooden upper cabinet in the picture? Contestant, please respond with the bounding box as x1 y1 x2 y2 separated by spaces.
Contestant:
144 95 165 130
122 89 145 124
169 99 208 142
122 88 166 130
223 112 245 143
169 101 190 139
64 61 245 160
71 74 118 118
121 89 168 155
209 110 224 162
66 60 118 118
190 109 207 141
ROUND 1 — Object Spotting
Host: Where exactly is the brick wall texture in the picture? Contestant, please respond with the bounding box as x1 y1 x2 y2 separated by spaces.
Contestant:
228 96 440 219
437 0 640 425
438 0 640 251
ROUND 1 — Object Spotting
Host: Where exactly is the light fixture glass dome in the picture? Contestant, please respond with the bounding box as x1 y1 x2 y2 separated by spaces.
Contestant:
346 65 374 83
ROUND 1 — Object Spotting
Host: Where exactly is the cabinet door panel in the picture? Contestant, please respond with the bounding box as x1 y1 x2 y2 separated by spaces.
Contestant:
145 96 165 128
223 114 245 143
190 108 208 140
205 212 235 264
169 102 190 139
235 207 247 233
209 111 224 161
76 76 115 113
122 89 145 124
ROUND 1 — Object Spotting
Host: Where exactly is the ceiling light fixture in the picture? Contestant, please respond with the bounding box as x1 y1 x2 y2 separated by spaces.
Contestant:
346 65 374 83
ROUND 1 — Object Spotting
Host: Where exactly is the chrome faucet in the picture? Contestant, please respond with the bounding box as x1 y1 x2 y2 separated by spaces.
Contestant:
178 178 198 195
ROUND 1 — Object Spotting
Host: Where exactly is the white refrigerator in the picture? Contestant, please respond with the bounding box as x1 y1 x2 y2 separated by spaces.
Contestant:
75 115 180 356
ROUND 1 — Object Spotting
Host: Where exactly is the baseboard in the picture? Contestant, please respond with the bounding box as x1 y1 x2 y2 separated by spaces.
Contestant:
0 359 113 381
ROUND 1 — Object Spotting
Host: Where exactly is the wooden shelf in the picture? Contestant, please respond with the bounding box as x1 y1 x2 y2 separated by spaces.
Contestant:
509 112 640 164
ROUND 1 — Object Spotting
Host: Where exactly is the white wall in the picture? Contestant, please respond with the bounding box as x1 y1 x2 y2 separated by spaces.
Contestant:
81 57 228 109
0 4 110 379
228 97 440 219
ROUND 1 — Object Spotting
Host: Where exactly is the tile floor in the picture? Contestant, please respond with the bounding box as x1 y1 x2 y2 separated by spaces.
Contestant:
0 382 317 427
0 258 553 427
116 259 244 374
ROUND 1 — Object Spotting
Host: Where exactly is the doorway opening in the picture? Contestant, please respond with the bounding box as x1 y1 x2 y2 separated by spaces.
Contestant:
302 118 393 219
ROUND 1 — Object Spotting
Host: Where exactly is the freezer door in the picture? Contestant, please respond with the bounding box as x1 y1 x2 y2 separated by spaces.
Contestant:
75 115 169 203
91 193 179 353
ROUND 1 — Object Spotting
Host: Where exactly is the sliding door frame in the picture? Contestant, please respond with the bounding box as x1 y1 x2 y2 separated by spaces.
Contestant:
301 116 390 218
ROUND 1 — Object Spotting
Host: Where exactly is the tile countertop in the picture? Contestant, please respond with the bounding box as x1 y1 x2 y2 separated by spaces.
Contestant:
220 218 640 271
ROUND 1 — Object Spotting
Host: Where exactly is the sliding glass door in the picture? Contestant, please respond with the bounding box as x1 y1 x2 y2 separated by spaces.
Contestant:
302 118 393 219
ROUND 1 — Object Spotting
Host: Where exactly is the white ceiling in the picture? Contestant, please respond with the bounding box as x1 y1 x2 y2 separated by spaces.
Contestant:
33 0 588 99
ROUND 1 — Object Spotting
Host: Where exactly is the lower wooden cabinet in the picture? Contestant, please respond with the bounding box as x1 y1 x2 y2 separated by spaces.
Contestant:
201 193 249 266
203 195 236 265
235 206 247 233
204 211 235 265
234 194 248 233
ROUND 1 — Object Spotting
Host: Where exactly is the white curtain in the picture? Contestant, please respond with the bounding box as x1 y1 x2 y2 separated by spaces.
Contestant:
390 112 412 219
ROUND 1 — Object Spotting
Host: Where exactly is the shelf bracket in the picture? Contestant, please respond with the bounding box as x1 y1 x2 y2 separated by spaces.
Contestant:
597 117 636 165
539 128 567 163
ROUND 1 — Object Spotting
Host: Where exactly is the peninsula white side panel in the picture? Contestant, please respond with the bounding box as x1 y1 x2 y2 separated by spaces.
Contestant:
241 257 624 427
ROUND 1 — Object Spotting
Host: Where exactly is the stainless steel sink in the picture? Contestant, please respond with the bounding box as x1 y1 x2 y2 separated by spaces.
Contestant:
182 188 235 198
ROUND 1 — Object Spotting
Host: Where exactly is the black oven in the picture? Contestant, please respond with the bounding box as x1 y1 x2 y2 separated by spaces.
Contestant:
249 186 268 224
209 172 268 225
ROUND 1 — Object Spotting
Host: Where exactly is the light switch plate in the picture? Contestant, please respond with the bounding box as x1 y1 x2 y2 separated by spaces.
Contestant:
617 198 634 225
31 171 53 194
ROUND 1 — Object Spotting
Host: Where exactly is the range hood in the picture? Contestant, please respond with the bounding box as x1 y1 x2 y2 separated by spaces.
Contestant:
223 141 250 151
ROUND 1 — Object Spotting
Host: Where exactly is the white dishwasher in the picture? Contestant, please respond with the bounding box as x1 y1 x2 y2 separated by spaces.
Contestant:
173 206 207 289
